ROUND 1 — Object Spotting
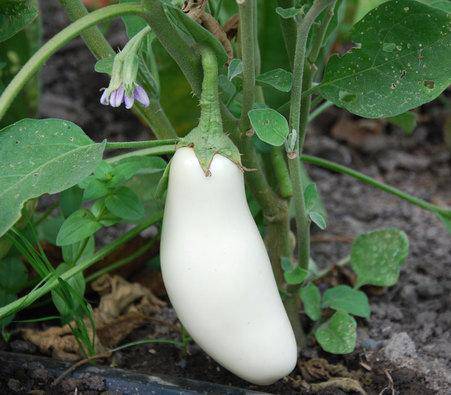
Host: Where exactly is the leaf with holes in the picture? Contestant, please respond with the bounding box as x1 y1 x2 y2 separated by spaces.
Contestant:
351 228 409 287
0 0 38 43
322 285 371 318
0 119 105 238
315 311 357 354
248 108 289 146
256 69 292 92
317 0 451 118
300 283 322 321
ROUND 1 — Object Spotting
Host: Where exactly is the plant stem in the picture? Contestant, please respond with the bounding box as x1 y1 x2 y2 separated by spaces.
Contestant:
277 0 297 66
0 212 163 321
288 0 333 271
270 148 293 198
300 154 451 217
86 241 154 283
58 0 176 139
0 3 144 122
308 100 333 122
238 1 255 133
106 145 176 163
58 0 114 57
141 0 201 95
105 139 177 150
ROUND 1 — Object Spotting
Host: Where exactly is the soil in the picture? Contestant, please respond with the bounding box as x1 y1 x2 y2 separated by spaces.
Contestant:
1 0 450 393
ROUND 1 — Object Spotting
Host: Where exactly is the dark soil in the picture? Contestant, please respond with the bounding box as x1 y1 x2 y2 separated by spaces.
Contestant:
1 0 449 393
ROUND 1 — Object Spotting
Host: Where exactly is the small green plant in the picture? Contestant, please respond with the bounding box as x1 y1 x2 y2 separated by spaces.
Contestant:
0 0 450 385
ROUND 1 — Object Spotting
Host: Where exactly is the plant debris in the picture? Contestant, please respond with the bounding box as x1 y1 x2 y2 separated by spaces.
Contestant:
22 275 164 361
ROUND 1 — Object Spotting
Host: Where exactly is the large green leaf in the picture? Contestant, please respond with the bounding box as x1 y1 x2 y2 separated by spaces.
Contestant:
415 0 451 13
351 228 409 287
315 311 357 354
317 0 451 118
0 119 105 237
0 0 38 43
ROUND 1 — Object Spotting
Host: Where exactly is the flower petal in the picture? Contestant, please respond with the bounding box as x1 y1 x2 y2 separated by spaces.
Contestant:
124 94 134 109
134 85 150 107
100 89 109 105
111 86 125 107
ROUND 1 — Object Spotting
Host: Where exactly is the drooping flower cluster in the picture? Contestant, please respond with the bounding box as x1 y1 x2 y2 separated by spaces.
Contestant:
99 27 152 110
100 84 149 109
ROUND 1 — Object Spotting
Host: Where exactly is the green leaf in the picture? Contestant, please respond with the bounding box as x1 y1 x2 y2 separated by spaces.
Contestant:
315 311 357 354
280 256 293 272
94 55 114 75
0 119 105 238
304 183 327 230
82 178 110 201
0 0 38 43
351 228 409 287
105 186 145 221
90 200 121 227
165 4 228 66
275 6 301 19
284 266 309 285
317 0 451 118
228 58 243 81
120 0 147 37
248 108 289 146
300 283 322 321
417 0 451 13
62 236 95 265
322 285 371 318
56 209 102 246
0 257 27 293
256 69 292 92
386 111 417 135
111 156 166 186
0 13 41 129
60 186 83 218
436 211 451 234
39 215 64 245
0 289 16 329
51 263 86 318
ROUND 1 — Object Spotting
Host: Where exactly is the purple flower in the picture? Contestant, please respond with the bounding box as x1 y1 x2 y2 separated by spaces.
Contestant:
100 84 149 109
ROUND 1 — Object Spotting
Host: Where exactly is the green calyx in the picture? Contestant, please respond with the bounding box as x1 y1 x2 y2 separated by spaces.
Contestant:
106 26 151 97
177 46 241 176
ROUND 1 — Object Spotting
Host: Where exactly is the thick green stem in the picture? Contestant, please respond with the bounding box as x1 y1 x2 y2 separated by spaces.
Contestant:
301 155 451 217
197 47 222 134
0 3 146 122
277 0 297 66
0 212 163 320
58 0 114 57
58 0 176 139
238 1 255 133
141 0 201 95
105 139 177 150
288 0 333 271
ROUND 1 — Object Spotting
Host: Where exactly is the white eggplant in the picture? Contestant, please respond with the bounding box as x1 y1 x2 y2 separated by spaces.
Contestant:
160 147 297 385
